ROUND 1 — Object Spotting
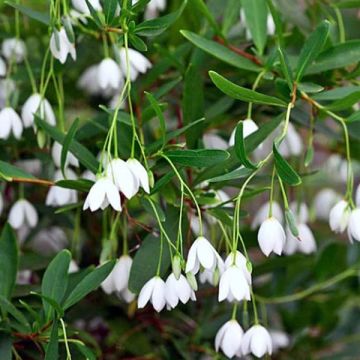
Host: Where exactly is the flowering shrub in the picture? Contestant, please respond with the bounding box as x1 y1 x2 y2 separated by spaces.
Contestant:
0 0 360 358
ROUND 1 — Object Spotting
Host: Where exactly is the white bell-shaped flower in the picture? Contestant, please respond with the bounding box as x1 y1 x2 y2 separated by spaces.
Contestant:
241 325 273 358
29 226 67 256
325 154 347 183
165 273 196 309
8 199 38 229
284 224 317 255
69 260 79 273
21 93 56 128
229 118 259 147
106 158 138 199
2 38 26 63
0 107 23 139
126 158 150 194
279 123 303 158
101 271 116 294
356 184 360 207
46 169 78 207
83 176 121 212
112 255 135 302
50 27 76 64
118 48 152 82
185 236 221 274
251 201 283 229
51 141 79 168
224 251 251 284
138 276 166 312
215 320 244 358
314 188 341 221
203 133 228 150
329 200 350 233
0 57 6 76
199 257 225 286
289 201 309 223
258 217 286 256
145 0 166 19
71 0 102 14
270 330 290 353
97 58 123 91
348 208 360 243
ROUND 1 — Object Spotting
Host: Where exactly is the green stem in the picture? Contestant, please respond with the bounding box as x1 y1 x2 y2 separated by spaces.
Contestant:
332 5 345 43
251 288 259 324
231 303 238 320
268 166 276 217
60 318 72 360
247 70 266 119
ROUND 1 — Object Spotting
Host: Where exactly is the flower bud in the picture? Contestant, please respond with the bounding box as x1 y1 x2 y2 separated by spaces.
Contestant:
186 272 198 291
172 254 182 280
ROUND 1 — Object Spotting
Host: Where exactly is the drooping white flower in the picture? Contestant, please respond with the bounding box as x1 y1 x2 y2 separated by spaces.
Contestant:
284 224 317 255
215 320 244 358
314 188 341 221
8 199 38 229
29 226 67 256
251 201 283 229
165 273 196 309
81 169 96 181
112 255 135 303
278 123 303 158
258 217 286 256
356 185 360 207
203 133 228 150
71 0 102 14
0 57 6 76
348 208 360 243
270 330 290 353
17 270 32 285
83 176 121 212
46 169 78 207
144 0 166 19
2 38 26 63
101 271 116 294
325 154 347 183
229 118 259 147
126 158 150 194
219 252 251 302
118 48 152 82
51 141 79 168
50 27 76 64
97 58 123 91
105 158 138 199
138 276 166 312
289 201 309 224
199 256 225 286
241 325 273 358
0 107 23 139
185 236 222 274
329 200 350 233
21 93 56 128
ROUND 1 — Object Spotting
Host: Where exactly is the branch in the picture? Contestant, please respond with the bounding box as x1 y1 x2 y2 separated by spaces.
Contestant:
10 177 54 187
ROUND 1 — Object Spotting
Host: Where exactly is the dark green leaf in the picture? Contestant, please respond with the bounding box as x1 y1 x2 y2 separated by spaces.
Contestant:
347 111 360 123
0 334 12 360
209 71 287 107
74 343 96 360
5 1 50 25
234 122 258 169
295 20 330 81
222 0 242 35
208 167 254 183
191 0 220 33
0 160 35 181
85 0 104 28
278 47 293 90
165 149 230 167
181 30 260 72
61 118 80 178
285 209 299 237
45 319 59 360
0 295 30 330
335 0 360 8
103 0 118 25
0 224 18 299
56 179 94 192
297 82 324 93
129 33 148 52
327 91 360 111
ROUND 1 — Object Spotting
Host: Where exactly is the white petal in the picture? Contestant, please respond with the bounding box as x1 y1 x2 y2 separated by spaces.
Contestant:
23 200 38 228
137 277 156 309
151 277 166 312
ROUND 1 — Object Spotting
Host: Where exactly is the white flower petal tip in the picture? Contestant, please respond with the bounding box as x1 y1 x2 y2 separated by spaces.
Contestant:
215 320 244 358
229 118 259 147
51 142 79 168
348 208 360 243
241 325 273 358
50 28 76 64
251 201 283 229
329 200 350 234
118 47 152 82
0 107 23 140
72 0 102 14
258 217 286 257
314 188 341 221
2 38 26 63
126 158 150 194
97 58 123 90
8 199 38 229
137 276 166 312
165 273 196 309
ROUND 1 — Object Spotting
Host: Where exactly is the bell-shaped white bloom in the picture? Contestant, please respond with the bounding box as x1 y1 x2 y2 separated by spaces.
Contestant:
83 176 121 212
356 185 360 207
68 260 79 273
82 169 96 181
270 330 290 352
251 201 283 229
279 123 303 158
101 271 116 294
203 133 228 150
50 28 76 64
112 255 135 302
17 270 32 285
126 158 150 194
329 200 350 233
284 224 316 255
199 256 225 286
290 201 309 224
118 48 152 82
8 199 38 229
348 208 360 243
138 276 166 312
219 253 251 302
325 154 347 183
78 65 101 95
0 107 23 139
215 320 243 358
21 93 56 128
229 118 259 147
46 169 78 207
2 38 26 63
165 273 196 309
145 0 166 19
29 226 67 256
186 236 221 274
51 141 79 168
72 0 102 14
106 158 138 199
241 325 273 358
258 217 286 256
97 58 123 91
0 57 6 76
314 188 341 221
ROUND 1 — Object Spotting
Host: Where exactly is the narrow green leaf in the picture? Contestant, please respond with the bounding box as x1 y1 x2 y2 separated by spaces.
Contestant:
335 0 360 8
297 82 324 93
192 0 220 33
347 111 360 123
103 0 118 25
0 224 18 299
0 334 12 360
304 145 314 167
327 91 360 111
295 20 330 81
41 250 71 321
129 33 148 52
278 47 293 90
56 179 94 192
74 343 96 360
273 143 302 186
209 71 287 107
165 149 230 167
0 160 35 181
285 209 299 237
85 0 104 28
234 122 258 169
242 0 268 55
222 0 242 35
45 319 59 360
31 292 64 318
5 1 50 25
61 118 80 178
208 167 254 183
181 30 260 72
266 0 283 46
0 295 30 330
63 261 115 310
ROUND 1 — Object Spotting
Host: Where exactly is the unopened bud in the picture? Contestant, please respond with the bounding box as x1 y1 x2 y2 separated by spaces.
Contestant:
172 255 182 280
186 272 198 291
